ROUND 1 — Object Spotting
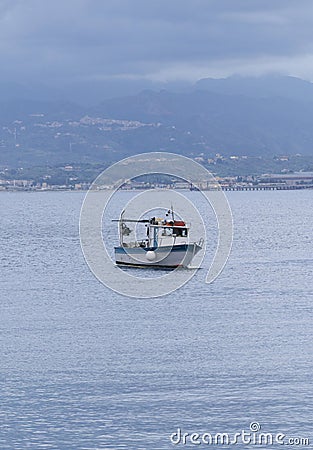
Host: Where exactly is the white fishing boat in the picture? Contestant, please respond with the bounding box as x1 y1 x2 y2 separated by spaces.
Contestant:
113 208 203 268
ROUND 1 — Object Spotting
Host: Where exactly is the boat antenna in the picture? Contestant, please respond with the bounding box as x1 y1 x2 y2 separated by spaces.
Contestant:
171 204 174 221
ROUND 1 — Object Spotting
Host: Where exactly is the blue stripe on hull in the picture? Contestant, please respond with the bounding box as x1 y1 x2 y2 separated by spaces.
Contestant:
116 261 180 269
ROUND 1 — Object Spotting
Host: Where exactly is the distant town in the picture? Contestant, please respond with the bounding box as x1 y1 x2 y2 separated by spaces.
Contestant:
1 153 313 192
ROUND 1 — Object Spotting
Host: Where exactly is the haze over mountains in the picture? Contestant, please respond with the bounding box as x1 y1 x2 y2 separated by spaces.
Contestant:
1 75 313 167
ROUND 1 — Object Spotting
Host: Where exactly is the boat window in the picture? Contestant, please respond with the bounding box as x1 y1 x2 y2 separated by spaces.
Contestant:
162 227 173 236
173 227 188 237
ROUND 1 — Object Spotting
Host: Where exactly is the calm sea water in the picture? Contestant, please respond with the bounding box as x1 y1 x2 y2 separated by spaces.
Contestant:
0 190 312 449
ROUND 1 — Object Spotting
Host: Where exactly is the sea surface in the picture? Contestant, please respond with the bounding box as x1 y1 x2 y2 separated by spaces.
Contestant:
0 190 312 449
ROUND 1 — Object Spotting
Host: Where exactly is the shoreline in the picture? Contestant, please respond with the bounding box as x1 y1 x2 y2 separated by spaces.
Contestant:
1 185 312 193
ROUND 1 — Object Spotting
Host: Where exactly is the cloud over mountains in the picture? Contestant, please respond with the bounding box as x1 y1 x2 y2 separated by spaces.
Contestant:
1 0 313 91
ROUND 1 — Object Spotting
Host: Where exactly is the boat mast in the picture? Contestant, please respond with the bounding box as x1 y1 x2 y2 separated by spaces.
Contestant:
119 210 125 246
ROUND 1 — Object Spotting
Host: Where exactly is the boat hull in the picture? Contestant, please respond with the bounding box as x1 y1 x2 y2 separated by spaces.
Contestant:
114 243 201 268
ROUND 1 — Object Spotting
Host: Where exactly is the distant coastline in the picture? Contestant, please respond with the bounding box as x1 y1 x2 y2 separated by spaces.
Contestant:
1 171 313 193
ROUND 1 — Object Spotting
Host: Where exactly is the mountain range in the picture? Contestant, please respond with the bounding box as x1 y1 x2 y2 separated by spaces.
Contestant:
1 75 313 168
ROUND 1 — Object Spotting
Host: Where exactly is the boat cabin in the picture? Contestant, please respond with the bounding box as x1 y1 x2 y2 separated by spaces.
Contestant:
116 215 190 249
146 218 189 248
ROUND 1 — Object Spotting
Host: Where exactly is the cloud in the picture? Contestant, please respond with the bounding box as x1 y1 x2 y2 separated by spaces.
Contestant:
0 0 313 86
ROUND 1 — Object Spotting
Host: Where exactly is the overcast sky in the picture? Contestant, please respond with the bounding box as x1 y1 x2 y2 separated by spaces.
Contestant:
1 0 313 88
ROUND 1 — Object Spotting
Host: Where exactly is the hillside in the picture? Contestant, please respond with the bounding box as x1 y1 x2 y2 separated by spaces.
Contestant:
1 75 313 168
